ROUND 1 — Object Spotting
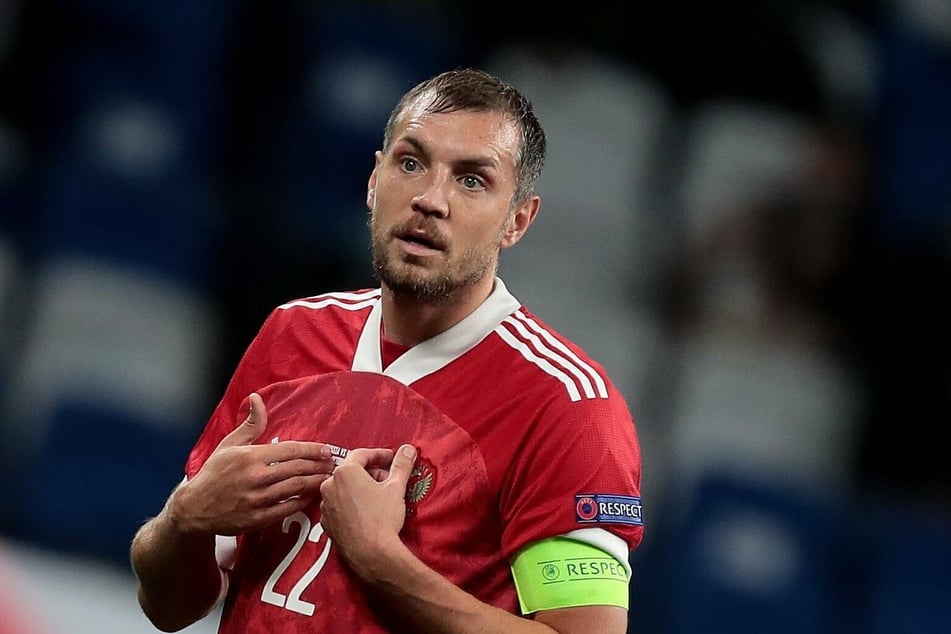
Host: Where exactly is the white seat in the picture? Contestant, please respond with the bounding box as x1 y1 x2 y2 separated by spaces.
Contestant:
2 257 221 461
487 44 677 299
663 99 862 516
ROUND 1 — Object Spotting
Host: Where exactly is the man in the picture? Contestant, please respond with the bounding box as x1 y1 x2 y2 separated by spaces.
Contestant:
130 67 644 633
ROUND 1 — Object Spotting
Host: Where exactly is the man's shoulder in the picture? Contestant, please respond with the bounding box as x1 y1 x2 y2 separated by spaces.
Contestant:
274 287 381 313
490 307 614 404
263 288 377 319
257 287 380 333
496 307 597 363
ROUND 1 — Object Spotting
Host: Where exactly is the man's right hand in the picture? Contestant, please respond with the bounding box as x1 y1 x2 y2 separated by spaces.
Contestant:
166 392 337 536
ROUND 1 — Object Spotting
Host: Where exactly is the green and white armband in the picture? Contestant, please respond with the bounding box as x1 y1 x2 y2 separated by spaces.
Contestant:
511 536 630 614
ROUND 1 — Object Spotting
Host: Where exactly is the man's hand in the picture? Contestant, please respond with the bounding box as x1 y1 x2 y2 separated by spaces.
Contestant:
318 444 414 574
168 392 338 536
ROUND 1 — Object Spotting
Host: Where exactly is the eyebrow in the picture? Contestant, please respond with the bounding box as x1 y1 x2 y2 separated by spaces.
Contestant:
399 135 500 174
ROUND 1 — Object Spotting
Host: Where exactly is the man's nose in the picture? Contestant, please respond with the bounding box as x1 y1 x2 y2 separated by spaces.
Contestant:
410 172 451 218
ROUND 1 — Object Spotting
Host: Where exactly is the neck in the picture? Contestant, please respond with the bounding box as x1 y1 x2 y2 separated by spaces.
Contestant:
380 275 496 346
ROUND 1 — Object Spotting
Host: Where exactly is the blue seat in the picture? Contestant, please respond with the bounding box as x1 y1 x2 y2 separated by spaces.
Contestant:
0 257 220 561
38 146 218 287
866 515 951 634
7 401 197 564
874 21 951 246
663 474 841 634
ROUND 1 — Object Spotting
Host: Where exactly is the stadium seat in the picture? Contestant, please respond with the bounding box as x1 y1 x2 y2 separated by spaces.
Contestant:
0 0 227 558
662 474 842 634
865 514 951 634
10 401 197 564
0 256 220 556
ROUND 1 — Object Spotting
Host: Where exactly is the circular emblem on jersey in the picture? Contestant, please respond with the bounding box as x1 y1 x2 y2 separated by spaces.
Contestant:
542 563 560 581
576 496 598 521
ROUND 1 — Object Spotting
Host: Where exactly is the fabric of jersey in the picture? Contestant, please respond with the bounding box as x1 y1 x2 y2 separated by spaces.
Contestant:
185 278 644 633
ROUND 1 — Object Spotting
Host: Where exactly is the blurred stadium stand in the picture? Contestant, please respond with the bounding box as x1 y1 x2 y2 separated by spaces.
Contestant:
865 511 951 634
0 0 230 565
661 475 846 634
0 1 948 633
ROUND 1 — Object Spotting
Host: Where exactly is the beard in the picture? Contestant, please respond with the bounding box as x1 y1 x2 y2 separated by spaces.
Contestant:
369 215 501 303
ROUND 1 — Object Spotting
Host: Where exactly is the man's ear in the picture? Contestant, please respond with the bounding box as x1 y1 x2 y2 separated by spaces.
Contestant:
366 152 382 210
501 196 540 250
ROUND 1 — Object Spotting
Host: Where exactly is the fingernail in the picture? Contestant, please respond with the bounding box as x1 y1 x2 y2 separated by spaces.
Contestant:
401 445 417 459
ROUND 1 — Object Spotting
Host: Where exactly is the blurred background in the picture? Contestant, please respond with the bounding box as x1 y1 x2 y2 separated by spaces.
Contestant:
0 0 948 632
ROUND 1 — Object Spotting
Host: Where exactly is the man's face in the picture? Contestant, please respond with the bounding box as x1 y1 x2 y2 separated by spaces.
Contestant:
367 105 523 302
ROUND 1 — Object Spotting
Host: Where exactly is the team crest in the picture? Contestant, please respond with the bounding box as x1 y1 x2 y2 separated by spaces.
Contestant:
405 458 435 514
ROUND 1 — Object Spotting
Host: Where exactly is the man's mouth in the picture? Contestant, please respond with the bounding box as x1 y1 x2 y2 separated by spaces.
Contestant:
397 237 442 257
394 228 447 255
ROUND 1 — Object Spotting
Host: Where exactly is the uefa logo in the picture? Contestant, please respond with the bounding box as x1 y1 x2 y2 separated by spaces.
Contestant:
575 496 598 521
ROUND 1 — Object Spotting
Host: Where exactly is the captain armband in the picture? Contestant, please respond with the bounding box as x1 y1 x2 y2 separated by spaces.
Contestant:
511 536 630 614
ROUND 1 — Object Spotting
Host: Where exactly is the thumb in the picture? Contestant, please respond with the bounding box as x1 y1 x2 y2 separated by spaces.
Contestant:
385 444 418 488
219 392 268 448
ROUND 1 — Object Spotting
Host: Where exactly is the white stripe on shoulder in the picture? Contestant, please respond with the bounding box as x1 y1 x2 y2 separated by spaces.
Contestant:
512 311 609 398
278 289 380 311
495 324 582 402
502 315 597 399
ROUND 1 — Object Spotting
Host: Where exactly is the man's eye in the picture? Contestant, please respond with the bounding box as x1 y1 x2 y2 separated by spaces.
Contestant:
401 158 419 172
462 175 483 189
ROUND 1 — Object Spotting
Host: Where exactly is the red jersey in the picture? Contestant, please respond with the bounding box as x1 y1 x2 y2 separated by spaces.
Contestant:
186 278 644 633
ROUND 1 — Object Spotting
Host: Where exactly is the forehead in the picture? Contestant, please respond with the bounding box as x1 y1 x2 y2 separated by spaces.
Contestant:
392 102 521 167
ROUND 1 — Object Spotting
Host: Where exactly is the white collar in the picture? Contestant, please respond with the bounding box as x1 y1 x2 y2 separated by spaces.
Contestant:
350 277 521 385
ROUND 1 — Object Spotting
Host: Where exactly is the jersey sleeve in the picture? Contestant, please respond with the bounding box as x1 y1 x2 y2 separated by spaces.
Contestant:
498 390 644 561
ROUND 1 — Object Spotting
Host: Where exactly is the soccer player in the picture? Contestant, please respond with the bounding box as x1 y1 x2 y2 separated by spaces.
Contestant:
130 67 644 633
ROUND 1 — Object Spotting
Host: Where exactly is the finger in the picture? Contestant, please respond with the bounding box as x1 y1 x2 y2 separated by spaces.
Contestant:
367 467 390 483
259 457 336 486
318 475 333 500
344 447 395 469
385 444 417 487
218 392 269 449
251 493 316 528
263 473 329 505
265 441 333 464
